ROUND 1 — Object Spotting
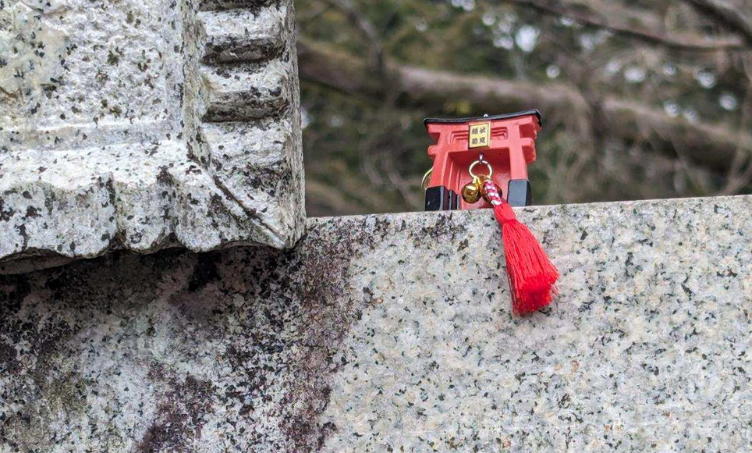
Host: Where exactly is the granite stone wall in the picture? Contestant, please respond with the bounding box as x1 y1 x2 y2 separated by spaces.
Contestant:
1 195 750 452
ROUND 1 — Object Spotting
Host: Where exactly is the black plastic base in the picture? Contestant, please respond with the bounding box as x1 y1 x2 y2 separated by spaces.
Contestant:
425 181 531 210
507 179 532 207
425 186 460 211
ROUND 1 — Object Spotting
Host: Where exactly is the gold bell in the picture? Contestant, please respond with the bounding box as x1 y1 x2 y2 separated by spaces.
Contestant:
461 177 482 204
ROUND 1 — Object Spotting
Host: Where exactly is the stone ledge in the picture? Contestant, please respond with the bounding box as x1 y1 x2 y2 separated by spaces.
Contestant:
199 0 278 12
0 141 291 263
202 60 294 121
0 195 749 451
199 5 289 63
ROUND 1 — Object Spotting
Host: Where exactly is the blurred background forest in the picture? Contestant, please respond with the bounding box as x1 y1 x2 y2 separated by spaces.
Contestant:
296 0 752 216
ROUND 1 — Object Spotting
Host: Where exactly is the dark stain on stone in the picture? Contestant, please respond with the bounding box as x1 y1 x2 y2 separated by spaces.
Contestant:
276 218 377 451
137 375 214 453
0 273 31 330
0 339 19 374
188 252 221 292
0 215 389 451
0 199 14 221
414 213 460 248
0 270 78 385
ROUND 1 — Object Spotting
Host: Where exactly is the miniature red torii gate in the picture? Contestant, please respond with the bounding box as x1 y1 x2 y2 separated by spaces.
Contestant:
424 110 542 210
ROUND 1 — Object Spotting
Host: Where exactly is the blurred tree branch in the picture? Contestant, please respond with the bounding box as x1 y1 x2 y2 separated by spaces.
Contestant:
683 0 752 45
721 54 752 194
502 0 746 51
679 0 752 193
321 0 386 76
299 39 752 173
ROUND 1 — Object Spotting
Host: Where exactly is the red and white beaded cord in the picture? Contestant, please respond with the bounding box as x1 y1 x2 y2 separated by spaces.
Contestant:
481 178 559 315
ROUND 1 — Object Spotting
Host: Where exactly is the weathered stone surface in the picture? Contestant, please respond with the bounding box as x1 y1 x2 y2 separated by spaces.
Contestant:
199 6 289 63
1 196 750 451
202 61 293 121
0 0 304 266
0 2 69 97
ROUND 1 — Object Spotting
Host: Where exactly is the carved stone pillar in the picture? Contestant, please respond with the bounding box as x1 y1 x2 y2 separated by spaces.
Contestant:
0 0 304 269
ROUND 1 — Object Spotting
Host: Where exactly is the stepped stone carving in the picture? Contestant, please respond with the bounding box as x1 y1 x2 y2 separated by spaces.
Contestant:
0 0 304 266
0 196 749 451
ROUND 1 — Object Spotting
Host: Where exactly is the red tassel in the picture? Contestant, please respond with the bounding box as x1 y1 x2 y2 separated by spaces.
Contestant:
482 180 559 314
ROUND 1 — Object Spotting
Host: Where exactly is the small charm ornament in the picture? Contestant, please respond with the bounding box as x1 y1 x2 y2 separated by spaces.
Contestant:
423 111 558 314
461 178 482 204
423 111 540 211
479 174 559 314
461 157 492 204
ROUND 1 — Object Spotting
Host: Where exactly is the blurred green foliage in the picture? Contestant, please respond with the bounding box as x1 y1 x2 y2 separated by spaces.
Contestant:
299 0 752 216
